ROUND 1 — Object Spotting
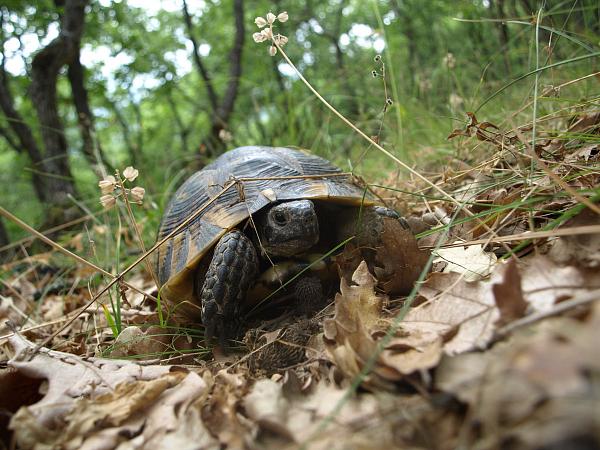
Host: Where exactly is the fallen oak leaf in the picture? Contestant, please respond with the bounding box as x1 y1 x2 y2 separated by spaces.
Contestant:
379 334 443 376
336 214 429 296
435 302 600 449
404 252 600 356
520 255 600 314
324 261 443 384
4 333 216 450
403 271 499 355
492 258 527 326
433 244 498 282
548 209 600 269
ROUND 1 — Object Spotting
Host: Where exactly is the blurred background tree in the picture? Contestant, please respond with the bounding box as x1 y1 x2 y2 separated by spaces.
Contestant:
0 0 598 245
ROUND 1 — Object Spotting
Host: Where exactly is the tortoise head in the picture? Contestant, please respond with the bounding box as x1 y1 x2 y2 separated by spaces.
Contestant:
255 199 319 257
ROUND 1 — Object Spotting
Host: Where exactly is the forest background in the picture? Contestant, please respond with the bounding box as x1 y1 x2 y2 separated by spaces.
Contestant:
0 0 598 254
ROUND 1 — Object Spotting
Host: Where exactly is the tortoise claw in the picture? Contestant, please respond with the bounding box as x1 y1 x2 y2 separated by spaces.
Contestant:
203 315 228 350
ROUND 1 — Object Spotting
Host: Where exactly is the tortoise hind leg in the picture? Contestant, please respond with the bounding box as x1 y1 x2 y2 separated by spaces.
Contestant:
196 230 259 345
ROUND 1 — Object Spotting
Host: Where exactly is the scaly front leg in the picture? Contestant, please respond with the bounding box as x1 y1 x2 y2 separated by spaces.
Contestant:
197 230 259 346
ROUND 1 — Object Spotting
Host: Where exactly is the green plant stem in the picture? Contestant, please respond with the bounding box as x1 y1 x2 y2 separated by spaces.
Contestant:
116 173 160 290
475 52 600 112
371 0 404 157
530 7 543 177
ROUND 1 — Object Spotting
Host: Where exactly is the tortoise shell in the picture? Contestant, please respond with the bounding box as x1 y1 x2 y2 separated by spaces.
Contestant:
156 146 373 306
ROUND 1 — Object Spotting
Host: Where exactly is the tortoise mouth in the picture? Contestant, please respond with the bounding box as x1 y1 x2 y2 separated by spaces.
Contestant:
262 236 318 257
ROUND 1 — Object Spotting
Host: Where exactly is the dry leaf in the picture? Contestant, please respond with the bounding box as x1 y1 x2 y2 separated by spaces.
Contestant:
548 209 600 268
336 215 429 296
4 333 216 450
436 302 600 449
405 271 499 355
492 258 527 325
324 261 443 384
521 255 600 313
433 244 498 281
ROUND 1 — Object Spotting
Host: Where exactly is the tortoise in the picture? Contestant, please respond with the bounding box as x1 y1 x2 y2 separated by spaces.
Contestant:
156 146 405 343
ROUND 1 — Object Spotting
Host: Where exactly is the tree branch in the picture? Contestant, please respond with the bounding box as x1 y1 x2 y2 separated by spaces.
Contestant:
67 49 113 176
30 0 89 208
0 123 19 152
0 65 49 203
182 0 218 113
215 0 245 126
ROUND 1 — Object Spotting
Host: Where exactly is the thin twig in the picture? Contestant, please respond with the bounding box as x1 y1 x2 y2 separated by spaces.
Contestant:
0 214 93 254
512 124 600 215
0 207 158 303
421 224 600 249
494 288 600 340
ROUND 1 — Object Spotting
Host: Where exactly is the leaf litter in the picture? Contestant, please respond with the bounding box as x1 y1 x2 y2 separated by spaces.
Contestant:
1 108 600 449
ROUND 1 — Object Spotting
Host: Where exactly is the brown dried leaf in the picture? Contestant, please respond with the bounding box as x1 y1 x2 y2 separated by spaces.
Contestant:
5 334 216 449
548 209 600 269
433 244 498 281
336 217 429 296
404 271 499 355
447 128 470 140
564 143 599 163
436 302 600 449
405 251 600 357
325 262 443 383
567 111 600 132
244 377 406 449
492 258 527 325
379 334 443 375
521 255 600 313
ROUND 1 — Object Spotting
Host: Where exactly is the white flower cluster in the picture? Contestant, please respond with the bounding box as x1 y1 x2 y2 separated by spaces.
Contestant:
252 11 288 56
98 166 145 209
443 52 456 70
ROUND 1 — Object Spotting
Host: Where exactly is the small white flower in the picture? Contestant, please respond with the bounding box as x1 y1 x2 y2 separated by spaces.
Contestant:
98 175 116 194
254 16 267 28
269 45 277 56
261 27 273 39
253 32 267 43
100 194 116 209
277 11 288 23
218 128 233 142
266 12 276 24
123 166 139 182
274 34 288 46
443 52 456 70
130 186 145 203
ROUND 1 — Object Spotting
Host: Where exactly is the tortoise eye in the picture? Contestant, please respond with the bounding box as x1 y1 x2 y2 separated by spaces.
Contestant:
273 210 288 226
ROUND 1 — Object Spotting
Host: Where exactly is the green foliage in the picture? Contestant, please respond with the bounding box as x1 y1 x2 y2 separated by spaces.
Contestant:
0 0 598 250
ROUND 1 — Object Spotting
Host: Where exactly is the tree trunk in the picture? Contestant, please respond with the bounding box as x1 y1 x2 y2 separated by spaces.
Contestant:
29 0 89 212
183 0 244 159
165 87 191 155
182 0 218 114
0 218 13 262
0 67 50 204
107 99 141 167
68 51 113 177
392 0 418 92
